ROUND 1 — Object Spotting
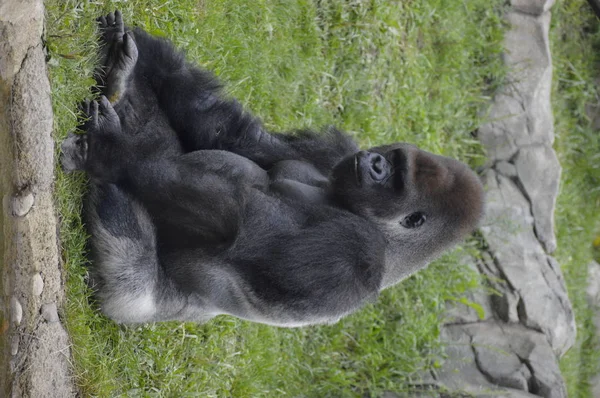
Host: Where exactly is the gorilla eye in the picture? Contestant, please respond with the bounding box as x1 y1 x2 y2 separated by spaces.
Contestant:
400 212 426 229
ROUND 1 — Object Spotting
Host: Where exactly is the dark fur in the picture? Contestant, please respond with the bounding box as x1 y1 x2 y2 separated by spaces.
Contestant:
61 11 485 326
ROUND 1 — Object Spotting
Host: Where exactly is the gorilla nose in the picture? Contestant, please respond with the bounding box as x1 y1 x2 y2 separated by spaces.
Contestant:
368 153 387 181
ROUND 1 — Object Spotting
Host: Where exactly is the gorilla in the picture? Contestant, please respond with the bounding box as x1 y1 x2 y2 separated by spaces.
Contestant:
61 11 484 326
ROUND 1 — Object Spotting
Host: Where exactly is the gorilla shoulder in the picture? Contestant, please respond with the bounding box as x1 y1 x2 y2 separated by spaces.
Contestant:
330 143 485 288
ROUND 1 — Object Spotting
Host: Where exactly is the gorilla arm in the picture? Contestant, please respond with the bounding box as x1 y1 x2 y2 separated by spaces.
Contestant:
129 27 358 172
203 207 388 325
120 150 269 245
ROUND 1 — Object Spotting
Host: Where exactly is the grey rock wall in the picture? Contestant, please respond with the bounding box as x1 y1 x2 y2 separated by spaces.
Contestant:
413 1 576 397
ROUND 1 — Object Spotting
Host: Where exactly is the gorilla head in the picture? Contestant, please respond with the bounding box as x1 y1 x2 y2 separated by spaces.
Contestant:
331 143 485 288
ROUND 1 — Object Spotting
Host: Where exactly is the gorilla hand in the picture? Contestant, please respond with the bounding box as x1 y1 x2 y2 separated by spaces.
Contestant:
83 96 132 183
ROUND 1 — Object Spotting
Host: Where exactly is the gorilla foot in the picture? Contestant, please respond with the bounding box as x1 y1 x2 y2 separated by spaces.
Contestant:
95 10 138 104
97 10 125 54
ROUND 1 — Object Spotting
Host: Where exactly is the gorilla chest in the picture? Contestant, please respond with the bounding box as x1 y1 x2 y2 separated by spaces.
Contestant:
268 160 328 187
267 160 329 204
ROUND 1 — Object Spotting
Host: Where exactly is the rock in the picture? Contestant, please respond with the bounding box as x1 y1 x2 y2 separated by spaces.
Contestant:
11 335 19 356
444 257 493 324
430 0 575 396
422 323 556 397
511 0 556 16
422 322 567 397
468 322 567 398
473 335 530 390
495 160 517 177
478 11 554 161
503 11 554 143
431 325 501 393
586 261 600 307
490 286 521 323
10 297 22 325
11 191 34 217
478 94 523 161
481 170 575 356
41 303 59 323
0 1 45 80
32 273 44 296
514 145 560 253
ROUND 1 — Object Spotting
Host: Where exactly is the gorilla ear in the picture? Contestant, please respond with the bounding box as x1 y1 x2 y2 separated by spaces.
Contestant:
400 212 426 229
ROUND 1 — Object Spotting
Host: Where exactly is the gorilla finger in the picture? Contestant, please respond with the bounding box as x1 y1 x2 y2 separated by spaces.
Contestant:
123 32 138 59
78 99 90 115
97 16 107 27
76 100 91 129
115 10 123 27
106 12 115 26
91 100 100 128
99 95 119 121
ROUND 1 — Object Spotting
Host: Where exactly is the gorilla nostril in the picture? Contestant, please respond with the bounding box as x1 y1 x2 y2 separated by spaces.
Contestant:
369 153 386 180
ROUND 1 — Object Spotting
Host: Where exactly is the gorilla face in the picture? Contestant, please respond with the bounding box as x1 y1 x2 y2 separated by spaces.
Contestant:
332 143 485 286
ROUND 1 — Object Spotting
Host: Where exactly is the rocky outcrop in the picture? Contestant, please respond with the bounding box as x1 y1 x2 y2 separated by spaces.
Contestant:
414 0 576 396
0 1 76 396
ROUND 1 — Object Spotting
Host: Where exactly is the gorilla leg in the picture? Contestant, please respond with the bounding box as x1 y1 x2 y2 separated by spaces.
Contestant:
126 20 357 170
89 12 296 165
137 29 297 164
91 11 357 172
86 183 188 323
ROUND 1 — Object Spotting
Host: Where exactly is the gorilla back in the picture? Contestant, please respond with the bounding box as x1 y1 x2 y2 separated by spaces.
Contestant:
61 11 485 326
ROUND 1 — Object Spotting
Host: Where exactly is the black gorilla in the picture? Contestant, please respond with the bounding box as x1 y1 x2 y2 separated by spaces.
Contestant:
61 11 484 326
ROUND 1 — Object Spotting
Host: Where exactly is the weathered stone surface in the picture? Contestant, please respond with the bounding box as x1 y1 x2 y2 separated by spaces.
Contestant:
430 1 574 396
11 191 34 217
11 48 54 192
514 144 560 253
1 0 76 396
472 333 530 390
19 322 75 398
479 11 554 161
470 322 567 398
421 322 566 398
41 303 59 323
10 298 22 326
431 325 503 394
490 283 521 323
495 160 518 177
0 1 45 80
511 0 556 16
444 257 493 324
32 273 44 296
481 170 575 356
10 335 19 356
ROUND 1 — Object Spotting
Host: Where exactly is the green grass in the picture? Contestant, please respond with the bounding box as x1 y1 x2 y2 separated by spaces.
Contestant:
46 0 506 396
550 1 600 397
